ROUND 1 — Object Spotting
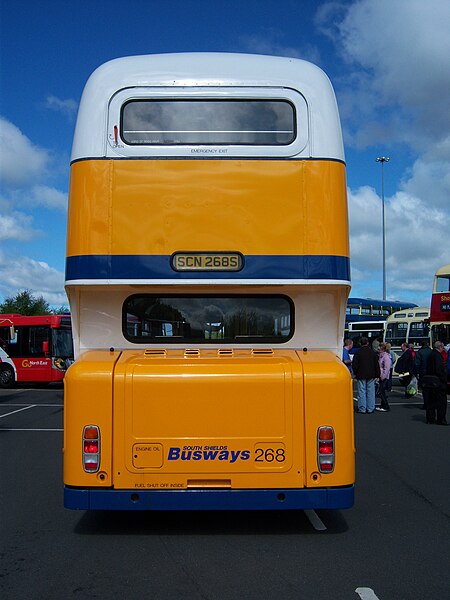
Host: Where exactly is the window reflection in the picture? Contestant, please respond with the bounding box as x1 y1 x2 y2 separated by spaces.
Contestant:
124 295 293 343
121 100 295 145
436 276 450 293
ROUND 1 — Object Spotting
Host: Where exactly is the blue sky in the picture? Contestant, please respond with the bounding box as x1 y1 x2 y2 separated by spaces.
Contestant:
1 0 449 308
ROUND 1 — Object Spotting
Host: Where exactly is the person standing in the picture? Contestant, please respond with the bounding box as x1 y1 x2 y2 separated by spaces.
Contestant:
352 337 381 414
414 340 432 409
395 342 415 398
438 341 448 367
376 343 392 412
385 342 397 392
342 338 354 376
423 341 448 425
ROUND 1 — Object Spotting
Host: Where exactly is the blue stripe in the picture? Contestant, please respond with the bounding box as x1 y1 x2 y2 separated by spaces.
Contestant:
65 254 350 281
64 485 354 511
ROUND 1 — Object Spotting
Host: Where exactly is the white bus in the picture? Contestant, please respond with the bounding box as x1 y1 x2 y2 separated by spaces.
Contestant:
383 306 430 355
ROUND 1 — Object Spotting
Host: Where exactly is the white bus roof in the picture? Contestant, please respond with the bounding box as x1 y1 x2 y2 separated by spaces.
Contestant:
435 264 450 277
71 52 344 162
386 306 430 320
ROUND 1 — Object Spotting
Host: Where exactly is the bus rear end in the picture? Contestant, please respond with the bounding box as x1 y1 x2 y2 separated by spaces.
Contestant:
64 346 354 510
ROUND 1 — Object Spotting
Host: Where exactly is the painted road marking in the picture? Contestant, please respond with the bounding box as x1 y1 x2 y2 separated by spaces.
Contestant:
0 387 62 393
355 587 381 599
0 403 63 407
0 404 63 430
304 509 327 531
0 428 63 431
0 404 36 418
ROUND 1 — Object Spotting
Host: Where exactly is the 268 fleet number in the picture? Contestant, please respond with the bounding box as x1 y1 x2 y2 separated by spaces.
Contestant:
255 448 286 462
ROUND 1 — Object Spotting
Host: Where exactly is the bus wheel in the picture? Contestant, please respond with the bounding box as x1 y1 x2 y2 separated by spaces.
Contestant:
0 365 15 388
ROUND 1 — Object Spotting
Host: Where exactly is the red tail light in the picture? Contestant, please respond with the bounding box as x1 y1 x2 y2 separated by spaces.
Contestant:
82 425 100 473
317 426 335 473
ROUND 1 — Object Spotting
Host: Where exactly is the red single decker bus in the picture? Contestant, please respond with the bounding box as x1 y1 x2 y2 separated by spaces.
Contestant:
430 264 450 346
0 314 73 388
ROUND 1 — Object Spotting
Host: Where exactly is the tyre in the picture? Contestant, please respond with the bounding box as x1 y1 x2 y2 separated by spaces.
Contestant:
0 364 15 388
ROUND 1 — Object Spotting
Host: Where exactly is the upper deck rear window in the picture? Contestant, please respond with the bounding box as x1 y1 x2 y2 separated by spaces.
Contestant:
121 100 295 146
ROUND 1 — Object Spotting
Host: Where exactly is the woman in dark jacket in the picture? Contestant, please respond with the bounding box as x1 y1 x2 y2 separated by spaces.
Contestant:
423 342 448 425
395 343 415 398
352 337 380 414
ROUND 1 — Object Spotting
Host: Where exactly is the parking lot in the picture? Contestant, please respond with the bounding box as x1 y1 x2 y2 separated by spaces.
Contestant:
1 383 449 600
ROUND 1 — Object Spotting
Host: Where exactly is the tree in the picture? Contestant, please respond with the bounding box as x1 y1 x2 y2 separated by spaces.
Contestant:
0 290 52 315
52 305 70 315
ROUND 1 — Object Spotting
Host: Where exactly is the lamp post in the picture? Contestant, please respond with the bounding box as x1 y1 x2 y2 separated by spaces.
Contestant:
376 156 390 301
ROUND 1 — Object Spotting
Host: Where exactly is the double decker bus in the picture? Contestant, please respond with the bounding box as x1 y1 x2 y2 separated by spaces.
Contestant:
64 53 354 511
430 264 450 346
345 297 417 346
383 306 430 355
0 314 73 388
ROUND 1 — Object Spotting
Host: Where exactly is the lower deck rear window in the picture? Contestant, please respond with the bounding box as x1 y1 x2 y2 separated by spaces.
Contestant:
123 295 293 343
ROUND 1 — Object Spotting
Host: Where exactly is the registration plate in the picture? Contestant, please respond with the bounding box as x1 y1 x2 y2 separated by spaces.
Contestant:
171 252 243 272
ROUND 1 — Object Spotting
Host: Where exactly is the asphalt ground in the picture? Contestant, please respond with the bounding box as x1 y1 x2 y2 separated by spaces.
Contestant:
0 383 449 600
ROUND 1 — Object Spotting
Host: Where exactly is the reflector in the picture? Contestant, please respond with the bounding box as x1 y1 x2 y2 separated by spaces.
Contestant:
84 462 98 470
320 463 333 471
84 426 98 439
318 427 333 440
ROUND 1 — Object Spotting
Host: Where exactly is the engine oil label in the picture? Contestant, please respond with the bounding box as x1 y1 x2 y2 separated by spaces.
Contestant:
132 443 163 468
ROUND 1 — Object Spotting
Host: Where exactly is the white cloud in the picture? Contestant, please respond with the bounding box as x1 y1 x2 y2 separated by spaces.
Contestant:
0 250 67 307
0 210 40 242
315 0 450 304
316 0 450 151
31 185 67 211
0 183 66 246
45 95 78 119
240 31 321 64
0 118 68 306
348 184 450 303
400 151 450 211
348 185 383 270
0 117 49 186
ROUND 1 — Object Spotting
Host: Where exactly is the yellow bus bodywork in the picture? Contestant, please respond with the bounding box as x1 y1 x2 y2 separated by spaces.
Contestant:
64 348 354 505
64 158 354 510
67 159 348 259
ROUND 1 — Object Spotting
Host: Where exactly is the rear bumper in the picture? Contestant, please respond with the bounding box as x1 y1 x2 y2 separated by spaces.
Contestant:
64 485 354 510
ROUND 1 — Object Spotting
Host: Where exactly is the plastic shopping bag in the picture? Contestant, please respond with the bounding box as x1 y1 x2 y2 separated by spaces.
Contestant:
406 376 418 396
